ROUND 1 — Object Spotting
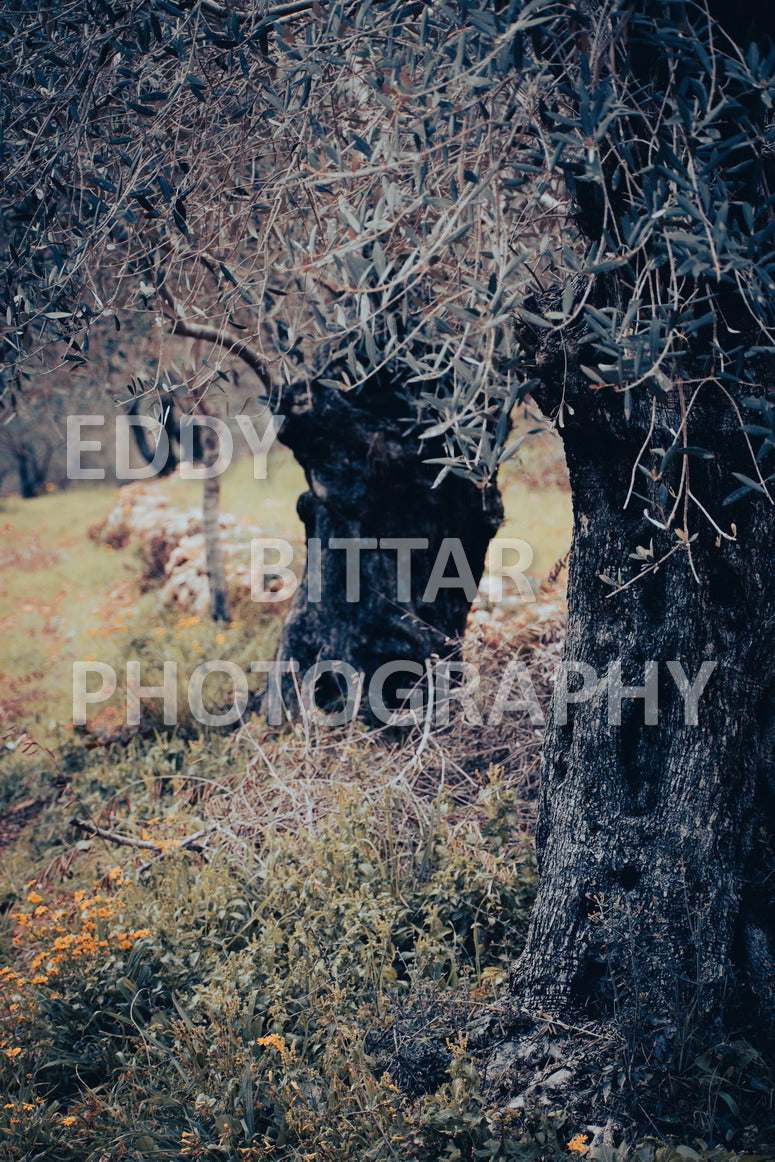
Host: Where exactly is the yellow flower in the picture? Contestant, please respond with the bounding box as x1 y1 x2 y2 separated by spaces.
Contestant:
256 1034 285 1053
26 891 43 905
568 1134 590 1155
215 632 226 644
4 1048 22 1059
61 1115 77 1126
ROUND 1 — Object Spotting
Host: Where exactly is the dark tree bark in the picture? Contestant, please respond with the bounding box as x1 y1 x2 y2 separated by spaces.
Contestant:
265 375 503 722
481 370 775 1135
14 441 50 497
512 383 775 1035
155 316 503 696
481 295 775 1144
480 2 775 1128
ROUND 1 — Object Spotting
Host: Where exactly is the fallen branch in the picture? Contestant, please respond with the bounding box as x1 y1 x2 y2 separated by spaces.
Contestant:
70 817 212 857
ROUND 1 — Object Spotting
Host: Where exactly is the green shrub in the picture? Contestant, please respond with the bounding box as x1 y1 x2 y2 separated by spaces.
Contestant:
102 590 282 735
1 733 771 1162
0 758 541 1161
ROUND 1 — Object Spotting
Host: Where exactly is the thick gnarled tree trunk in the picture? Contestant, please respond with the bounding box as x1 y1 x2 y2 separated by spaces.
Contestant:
265 377 503 723
479 2 775 1128
521 389 774 1016
486 380 775 1123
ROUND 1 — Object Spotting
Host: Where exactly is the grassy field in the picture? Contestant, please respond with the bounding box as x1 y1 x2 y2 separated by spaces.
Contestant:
0 444 572 738
0 451 303 733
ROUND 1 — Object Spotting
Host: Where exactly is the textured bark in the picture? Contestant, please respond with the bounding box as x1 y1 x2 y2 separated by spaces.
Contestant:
484 1 775 1098
510 380 775 1049
265 375 503 722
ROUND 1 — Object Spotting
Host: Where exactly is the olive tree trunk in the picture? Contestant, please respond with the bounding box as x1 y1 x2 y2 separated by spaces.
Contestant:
486 381 775 1113
265 379 503 722
481 3 775 1121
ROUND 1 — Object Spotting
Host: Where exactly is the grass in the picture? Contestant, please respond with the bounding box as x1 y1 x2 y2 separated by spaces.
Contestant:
0 442 572 739
498 471 572 579
0 450 305 736
0 484 130 729
153 448 306 537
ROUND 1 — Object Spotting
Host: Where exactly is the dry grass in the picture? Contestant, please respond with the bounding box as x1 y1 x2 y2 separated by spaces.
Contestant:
195 588 566 867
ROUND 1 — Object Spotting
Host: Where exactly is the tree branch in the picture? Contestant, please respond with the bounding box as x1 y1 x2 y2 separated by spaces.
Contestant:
157 283 271 395
170 318 271 390
199 0 315 21
70 816 212 856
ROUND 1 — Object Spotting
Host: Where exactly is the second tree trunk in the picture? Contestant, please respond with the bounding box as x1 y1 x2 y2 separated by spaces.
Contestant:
265 379 503 723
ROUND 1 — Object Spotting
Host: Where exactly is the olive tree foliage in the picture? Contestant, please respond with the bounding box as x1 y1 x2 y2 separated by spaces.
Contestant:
1 1 544 456
1 0 772 508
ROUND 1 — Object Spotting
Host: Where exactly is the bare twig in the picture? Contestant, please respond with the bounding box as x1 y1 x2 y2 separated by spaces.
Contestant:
70 817 213 856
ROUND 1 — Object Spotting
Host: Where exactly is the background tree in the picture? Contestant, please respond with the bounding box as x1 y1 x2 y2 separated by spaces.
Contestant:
129 387 230 622
0 0 511 704
0 423 53 497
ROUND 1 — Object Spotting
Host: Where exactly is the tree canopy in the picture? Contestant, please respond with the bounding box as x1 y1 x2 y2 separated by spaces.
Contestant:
3 0 771 518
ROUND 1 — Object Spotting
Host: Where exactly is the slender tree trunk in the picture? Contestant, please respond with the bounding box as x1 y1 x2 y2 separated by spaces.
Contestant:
129 393 230 621
487 381 775 1113
17 451 38 498
202 429 230 624
16 443 49 498
264 378 503 722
